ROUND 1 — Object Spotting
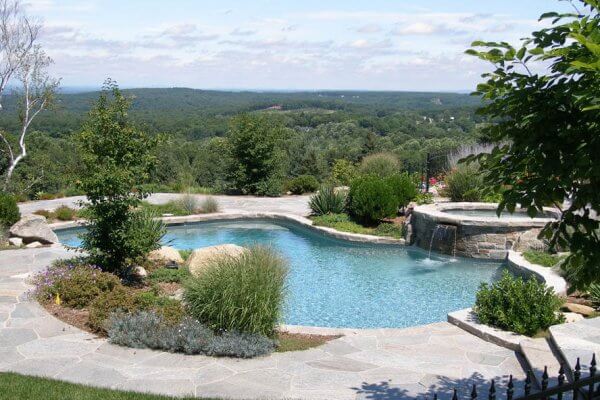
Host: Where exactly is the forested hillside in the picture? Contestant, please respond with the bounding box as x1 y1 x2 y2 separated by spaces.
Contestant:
0 88 484 198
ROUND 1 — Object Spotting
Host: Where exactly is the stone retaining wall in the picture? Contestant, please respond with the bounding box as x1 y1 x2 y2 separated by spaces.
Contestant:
410 203 556 259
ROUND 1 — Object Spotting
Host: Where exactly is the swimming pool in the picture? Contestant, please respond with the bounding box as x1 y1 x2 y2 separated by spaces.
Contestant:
56 219 504 329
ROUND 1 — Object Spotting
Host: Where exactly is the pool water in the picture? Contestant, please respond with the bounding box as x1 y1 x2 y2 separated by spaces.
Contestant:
56 219 504 329
444 209 553 219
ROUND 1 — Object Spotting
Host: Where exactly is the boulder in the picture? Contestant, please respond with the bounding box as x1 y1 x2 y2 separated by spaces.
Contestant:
563 302 596 317
149 246 184 265
564 312 585 324
10 215 58 244
186 244 247 277
134 266 148 278
8 237 23 247
513 229 547 252
25 241 43 248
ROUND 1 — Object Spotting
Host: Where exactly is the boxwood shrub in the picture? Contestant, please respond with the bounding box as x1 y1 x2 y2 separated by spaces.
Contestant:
286 175 319 195
474 271 564 336
347 175 397 224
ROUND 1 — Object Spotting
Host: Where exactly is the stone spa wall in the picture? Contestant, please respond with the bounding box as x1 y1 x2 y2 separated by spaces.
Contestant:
408 203 557 259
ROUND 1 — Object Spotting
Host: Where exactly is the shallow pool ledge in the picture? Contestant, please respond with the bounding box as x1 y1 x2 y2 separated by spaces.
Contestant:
50 211 407 246
506 250 568 296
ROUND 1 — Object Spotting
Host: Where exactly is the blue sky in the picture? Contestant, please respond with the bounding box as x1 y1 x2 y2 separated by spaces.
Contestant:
28 0 573 91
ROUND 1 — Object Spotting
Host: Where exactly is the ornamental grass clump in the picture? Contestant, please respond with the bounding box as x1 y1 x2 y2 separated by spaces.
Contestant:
200 196 219 213
474 271 564 337
184 246 288 337
309 185 346 215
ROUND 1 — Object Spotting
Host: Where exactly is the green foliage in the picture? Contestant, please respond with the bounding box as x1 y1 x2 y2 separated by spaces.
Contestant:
88 286 138 332
286 175 319 195
227 113 287 196
414 192 434 205
31 259 121 309
122 210 166 267
466 2 600 290
475 271 564 336
76 81 161 275
385 173 418 209
523 251 566 268
200 196 219 213
148 267 190 284
107 311 275 358
444 164 484 202
309 185 346 215
311 213 405 239
348 175 397 224
0 192 20 227
331 159 357 186
53 206 78 221
359 152 400 178
184 246 288 337
588 284 600 308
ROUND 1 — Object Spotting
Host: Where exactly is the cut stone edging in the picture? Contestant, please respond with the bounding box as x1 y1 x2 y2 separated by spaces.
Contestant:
447 308 527 351
506 250 567 296
49 211 406 246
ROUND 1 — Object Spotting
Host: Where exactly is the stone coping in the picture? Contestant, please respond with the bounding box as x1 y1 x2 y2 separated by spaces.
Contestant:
506 250 568 296
447 308 528 351
49 211 406 246
413 202 559 228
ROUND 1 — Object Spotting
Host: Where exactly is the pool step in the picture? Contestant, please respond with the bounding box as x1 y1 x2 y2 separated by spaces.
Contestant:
519 338 566 389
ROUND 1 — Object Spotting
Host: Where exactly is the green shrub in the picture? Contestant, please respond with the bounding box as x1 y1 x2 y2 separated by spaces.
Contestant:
0 193 20 227
148 267 190 284
474 271 564 336
53 206 78 221
385 173 418 209
359 152 400 178
348 175 397 224
107 311 275 358
309 185 346 215
444 164 484 202
331 159 357 186
31 260 121 309
88 286 139 332
286 175 319 195
184 246 288 337
415 192 434 205
200 196 219 213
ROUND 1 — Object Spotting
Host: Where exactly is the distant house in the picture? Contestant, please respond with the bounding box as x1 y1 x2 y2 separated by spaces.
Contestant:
266 104 283 110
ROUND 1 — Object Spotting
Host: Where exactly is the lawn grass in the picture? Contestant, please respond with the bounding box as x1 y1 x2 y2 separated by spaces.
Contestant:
523 250 566 268
275 332 340 352
311 213 405 239
0 373 213 400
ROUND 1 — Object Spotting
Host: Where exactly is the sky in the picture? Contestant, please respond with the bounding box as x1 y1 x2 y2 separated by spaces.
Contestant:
26 0 573 92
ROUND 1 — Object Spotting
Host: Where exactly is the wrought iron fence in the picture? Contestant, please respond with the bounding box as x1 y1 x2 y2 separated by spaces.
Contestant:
426 355 599 400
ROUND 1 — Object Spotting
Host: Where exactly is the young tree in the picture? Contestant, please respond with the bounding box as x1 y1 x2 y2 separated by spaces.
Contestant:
227 113 287 196
467 0 600 290
77 81 161 275
0 0 58 190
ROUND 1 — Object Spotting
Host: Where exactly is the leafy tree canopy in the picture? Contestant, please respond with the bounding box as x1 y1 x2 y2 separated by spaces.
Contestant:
467 0 600 290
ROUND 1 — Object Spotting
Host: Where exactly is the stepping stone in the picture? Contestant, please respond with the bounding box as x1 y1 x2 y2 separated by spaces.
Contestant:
519 338 564 389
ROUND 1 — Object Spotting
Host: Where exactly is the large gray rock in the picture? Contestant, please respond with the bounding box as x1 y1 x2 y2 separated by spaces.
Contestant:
10 215 58 244
186 244 247 277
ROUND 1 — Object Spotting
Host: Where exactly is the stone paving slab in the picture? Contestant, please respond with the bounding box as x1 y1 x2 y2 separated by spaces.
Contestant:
0 245 531 399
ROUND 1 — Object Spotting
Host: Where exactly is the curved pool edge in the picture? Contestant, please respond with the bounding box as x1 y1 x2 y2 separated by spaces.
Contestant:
413 202 559 228
506 250 567 295
49 211 407 246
